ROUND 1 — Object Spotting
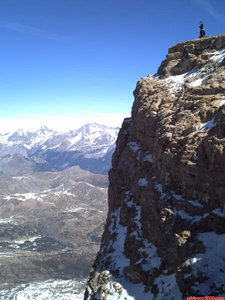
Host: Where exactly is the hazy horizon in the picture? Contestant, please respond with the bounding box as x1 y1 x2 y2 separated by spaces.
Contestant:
0 112 127 133
0 0 224 132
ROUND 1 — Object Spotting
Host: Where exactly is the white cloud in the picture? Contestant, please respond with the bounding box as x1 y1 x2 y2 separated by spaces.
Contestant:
0 21 73 42
192 0 225 25
0 112 129 133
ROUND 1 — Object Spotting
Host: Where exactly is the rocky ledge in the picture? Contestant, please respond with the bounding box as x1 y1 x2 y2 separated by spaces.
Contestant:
84 34 225 299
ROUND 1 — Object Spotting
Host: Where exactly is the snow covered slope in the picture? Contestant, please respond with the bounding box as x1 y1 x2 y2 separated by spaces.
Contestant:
0 278 86 300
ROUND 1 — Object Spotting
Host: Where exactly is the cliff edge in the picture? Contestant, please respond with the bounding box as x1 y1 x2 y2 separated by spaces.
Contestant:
84 34 225 299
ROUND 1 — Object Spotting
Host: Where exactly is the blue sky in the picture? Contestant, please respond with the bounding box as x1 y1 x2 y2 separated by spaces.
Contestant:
0 0 224 131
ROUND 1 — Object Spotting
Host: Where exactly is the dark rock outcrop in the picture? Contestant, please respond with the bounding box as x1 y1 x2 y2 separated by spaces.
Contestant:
84 34 225 299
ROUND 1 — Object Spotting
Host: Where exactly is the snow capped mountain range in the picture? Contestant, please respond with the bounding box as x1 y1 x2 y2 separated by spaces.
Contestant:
0 123 119 175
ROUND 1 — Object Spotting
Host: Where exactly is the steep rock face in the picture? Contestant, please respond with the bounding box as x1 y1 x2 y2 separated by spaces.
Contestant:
84 34 225 299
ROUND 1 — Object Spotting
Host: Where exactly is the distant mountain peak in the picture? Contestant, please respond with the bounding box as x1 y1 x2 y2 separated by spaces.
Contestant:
14 128 28 136
81 122 119 131
38 125 53 132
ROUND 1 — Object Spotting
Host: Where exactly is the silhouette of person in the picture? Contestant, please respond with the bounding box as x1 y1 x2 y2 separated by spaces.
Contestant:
199 22 206 38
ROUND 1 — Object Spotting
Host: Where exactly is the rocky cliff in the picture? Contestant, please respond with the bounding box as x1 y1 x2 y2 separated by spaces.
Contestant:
84 34 225 299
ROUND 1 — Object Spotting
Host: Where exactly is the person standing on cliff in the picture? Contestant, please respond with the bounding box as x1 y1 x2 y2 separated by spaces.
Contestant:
199 22 206 38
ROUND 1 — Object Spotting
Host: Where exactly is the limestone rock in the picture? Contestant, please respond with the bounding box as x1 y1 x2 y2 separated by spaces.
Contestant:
84 34 225 299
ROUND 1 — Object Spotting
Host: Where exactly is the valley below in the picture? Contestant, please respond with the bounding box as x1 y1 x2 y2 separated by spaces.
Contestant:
0 166 108 297
0 123 116 298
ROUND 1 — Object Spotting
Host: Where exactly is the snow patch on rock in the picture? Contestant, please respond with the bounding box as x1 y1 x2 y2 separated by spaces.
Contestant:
127 141 141 152
138 178 148 187
189 232 225 295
